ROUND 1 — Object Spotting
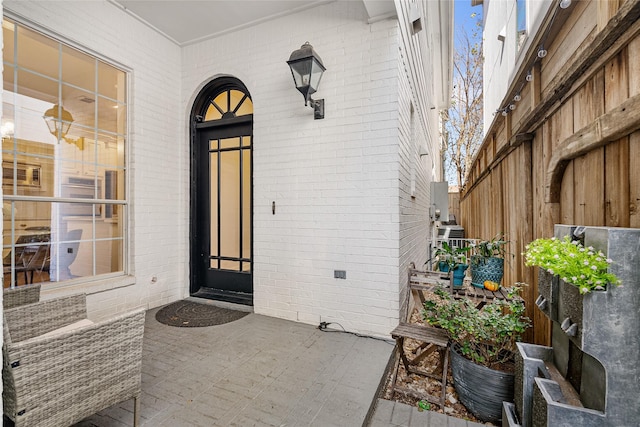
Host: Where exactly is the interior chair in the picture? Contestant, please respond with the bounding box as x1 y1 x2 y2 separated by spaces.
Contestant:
3 294 145 426
56 229 82 280
3 233 51 285
14 243 50 284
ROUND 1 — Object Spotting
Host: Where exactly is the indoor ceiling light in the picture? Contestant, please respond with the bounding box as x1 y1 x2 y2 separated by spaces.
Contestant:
43 104 84 150
43 104 73 139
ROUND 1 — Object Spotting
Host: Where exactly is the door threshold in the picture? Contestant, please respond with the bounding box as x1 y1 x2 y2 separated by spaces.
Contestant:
187 296 254 313
191 288 253 306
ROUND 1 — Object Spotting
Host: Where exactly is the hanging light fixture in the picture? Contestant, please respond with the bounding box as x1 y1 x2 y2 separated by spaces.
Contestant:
43 104 84 150
287 42 326 119
526 71 534 82
43 104 73 139
513 93 522 102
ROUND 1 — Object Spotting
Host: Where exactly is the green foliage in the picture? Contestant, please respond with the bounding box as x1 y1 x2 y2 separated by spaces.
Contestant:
524 236 621 294
423 286 530 368
469 234 510 259
431 241 471 271
417 400 431 412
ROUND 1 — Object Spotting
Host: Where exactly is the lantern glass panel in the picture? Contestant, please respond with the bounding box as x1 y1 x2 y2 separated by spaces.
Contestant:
309 59 324 93
289 59 312 88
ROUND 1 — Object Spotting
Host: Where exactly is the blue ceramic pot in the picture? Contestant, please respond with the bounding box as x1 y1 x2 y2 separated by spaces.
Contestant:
470 256 504 288
452 264 468 288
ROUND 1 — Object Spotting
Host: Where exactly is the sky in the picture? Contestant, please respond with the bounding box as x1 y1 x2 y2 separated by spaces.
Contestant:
454 0 483 33
454 0 483 43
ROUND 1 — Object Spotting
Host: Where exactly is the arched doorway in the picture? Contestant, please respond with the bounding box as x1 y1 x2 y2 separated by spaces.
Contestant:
190 77 253 305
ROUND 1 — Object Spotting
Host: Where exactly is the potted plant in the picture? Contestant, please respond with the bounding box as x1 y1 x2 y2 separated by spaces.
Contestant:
469 234 510 288
524 235 621 294
431 241 470 288
524 235 623 340
423 285 531 423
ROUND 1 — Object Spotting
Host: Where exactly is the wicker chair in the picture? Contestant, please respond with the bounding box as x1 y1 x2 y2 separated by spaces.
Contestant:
2 284 41 309
3 294 145 426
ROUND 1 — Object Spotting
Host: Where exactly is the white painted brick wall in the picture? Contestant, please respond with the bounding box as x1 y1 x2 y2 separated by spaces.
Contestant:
4 1 443 337
397 61 432 322
4 1 186 316
183 1 403 336
396 11 443 323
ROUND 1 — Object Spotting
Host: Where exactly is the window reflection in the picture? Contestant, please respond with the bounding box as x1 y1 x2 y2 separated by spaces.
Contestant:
2 18 127 288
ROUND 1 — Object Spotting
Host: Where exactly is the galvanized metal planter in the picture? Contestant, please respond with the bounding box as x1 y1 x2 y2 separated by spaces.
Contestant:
505 225 640 427
450 343 514 423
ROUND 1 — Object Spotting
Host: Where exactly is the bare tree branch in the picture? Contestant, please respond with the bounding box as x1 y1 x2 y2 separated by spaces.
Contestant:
442 18 483 188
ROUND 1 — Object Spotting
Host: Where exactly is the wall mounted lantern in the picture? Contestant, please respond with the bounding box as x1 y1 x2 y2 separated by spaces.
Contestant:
43 104 84 150
287 42 326 119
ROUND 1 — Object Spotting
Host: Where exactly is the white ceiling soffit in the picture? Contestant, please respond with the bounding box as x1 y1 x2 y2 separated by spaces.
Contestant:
111 0 333 46
361 0 397 23
111 0 395 46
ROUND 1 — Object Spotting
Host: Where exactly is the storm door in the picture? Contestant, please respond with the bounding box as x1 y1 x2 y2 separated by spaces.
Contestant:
191 79 253 305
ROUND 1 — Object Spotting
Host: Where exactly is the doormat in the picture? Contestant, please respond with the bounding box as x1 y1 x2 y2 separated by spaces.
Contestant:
155 300 249 327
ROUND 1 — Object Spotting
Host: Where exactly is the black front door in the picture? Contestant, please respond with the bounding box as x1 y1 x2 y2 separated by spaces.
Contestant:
191 80 253 305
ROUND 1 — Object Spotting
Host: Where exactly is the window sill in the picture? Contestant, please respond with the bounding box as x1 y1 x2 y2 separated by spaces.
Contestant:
40 275 136 300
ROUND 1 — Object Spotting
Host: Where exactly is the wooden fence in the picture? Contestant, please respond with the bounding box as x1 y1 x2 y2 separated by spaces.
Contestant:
460 0 640 345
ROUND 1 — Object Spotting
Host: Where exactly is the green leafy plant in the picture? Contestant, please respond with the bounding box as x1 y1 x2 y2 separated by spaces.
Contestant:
431 241 470 271
417 400 431 412
423 285 530 369
469 234 510 260
524 236 621 294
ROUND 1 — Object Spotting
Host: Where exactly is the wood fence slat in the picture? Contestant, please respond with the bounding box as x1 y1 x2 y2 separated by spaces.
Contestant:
630 34 640 96
585 148 606 226
560 162 574 225
604 48 629 113
605 138 630 227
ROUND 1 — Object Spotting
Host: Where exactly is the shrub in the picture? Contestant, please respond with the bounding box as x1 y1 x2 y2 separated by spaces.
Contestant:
423 286 530 369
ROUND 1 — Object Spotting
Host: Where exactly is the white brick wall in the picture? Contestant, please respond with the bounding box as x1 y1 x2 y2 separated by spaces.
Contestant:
395 2 443 322
3 1 445 337
4 0 186 316
183 1 402 336
397 68 430 321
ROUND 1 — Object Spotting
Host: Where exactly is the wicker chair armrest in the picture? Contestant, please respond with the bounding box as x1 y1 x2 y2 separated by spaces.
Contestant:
4 294 87 343
3 308 146 426
3 284 41 309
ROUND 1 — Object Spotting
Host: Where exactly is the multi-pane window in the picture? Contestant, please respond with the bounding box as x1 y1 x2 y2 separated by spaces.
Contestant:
2 18 127 287
204 89 253 273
